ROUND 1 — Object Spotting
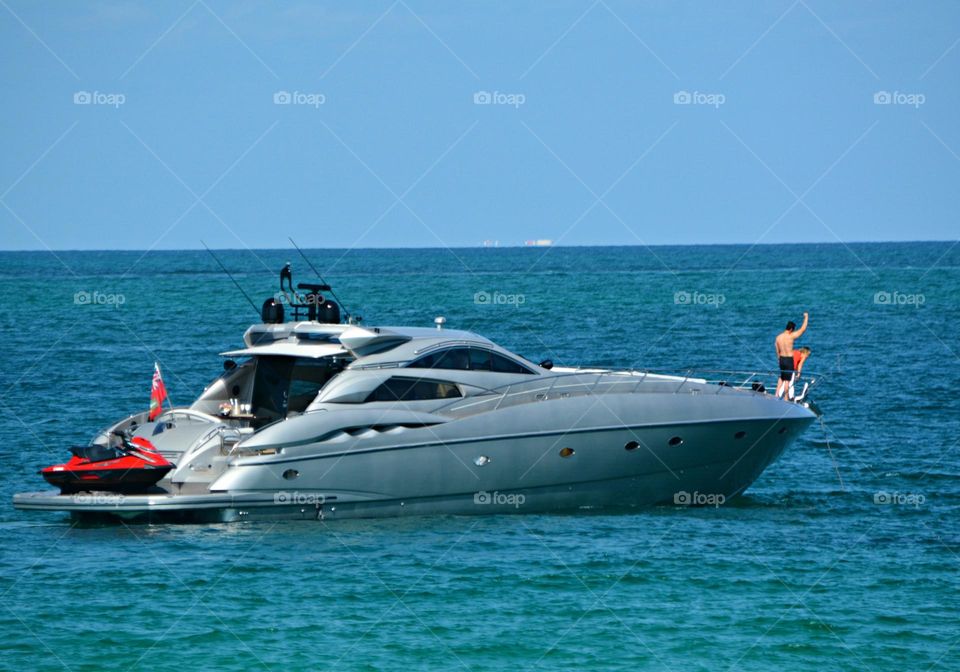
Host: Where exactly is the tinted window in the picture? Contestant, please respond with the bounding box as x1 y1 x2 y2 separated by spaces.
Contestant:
438 348 470 370
408 348 470 370
406 353 435 368
365 377 462 402
469 348 492 371
490 352 532 374
287 359 341 413
409 347 533 374
252 356 343 422
251 357 294 424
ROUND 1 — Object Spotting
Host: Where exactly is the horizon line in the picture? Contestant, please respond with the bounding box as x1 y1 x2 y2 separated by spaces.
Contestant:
1 239 957 253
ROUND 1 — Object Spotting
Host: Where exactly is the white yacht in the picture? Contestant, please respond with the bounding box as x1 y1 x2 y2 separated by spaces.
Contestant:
13 266 819 521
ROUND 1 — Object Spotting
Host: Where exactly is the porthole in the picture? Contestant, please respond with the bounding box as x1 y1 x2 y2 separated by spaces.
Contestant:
559 447 575 458
778 426 788 435
624 441 640 452
668 436 683 447
282 469 300 480
734 431 747 440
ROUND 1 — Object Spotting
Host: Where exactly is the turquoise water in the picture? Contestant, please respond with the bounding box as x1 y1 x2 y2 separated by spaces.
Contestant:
1 243 958 671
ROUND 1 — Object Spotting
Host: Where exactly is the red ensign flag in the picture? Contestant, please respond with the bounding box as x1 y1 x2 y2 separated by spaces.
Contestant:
149 363 168 421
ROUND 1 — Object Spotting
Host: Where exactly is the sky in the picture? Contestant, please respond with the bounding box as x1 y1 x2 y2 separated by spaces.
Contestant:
1 0 958 250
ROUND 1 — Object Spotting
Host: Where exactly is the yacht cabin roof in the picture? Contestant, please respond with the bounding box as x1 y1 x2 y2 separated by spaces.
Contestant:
220 342 347 359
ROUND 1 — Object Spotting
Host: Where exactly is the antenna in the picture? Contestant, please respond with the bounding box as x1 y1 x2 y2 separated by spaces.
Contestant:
201 241 261 317
288 237 353 320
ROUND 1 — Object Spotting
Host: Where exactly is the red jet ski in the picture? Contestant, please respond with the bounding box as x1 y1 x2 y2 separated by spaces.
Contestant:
41 434 174 494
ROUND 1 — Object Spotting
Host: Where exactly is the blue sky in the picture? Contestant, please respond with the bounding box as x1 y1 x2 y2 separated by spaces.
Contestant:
1 1 958 250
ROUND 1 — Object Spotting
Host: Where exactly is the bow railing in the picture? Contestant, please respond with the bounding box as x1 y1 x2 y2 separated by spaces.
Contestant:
437 368 821 417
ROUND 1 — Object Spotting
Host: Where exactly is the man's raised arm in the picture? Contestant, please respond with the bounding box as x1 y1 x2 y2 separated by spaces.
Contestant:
793 312 809 339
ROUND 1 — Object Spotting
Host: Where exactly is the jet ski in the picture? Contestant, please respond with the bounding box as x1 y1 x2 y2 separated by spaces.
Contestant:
40 434 174 494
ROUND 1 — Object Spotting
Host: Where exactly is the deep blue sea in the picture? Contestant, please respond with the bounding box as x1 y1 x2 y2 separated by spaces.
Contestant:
0 243 958 671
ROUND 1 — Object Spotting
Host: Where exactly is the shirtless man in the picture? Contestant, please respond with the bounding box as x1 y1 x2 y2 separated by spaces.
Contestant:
775 312 808 399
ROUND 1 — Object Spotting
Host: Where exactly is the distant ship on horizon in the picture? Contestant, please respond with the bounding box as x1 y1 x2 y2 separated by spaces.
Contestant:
481 239 553 248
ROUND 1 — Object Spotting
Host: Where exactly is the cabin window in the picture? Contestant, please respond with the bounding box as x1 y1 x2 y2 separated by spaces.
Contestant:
469 348 492 370
409 347 534 374
409 348 471 370
490 352 532 374
365 377 462 403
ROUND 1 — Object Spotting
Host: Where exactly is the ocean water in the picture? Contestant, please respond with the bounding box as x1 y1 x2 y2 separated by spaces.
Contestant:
0 243 957 671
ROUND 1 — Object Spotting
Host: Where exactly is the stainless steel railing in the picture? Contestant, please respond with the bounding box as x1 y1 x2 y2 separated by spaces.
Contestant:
437 368 821 417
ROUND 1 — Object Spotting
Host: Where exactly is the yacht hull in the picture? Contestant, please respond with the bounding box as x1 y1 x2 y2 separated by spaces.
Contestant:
12 409 814 522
